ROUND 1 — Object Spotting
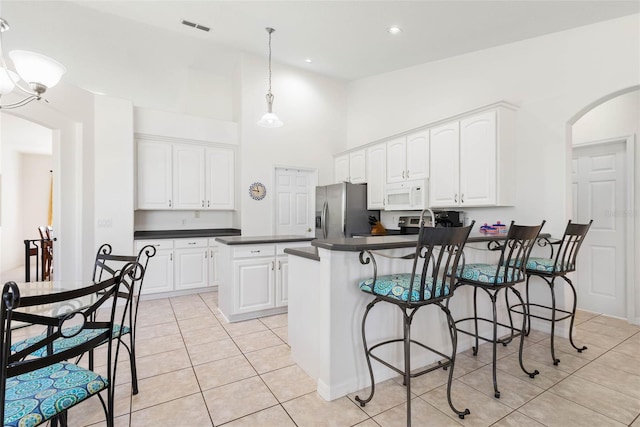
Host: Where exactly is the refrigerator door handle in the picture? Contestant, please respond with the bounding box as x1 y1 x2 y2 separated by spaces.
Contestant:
322 201 328 239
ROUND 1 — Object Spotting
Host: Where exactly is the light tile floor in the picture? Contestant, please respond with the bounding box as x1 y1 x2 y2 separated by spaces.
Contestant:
53 291 640 426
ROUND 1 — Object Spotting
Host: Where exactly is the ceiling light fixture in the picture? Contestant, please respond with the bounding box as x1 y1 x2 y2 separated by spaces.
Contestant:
388 26 402 35
304 58 312 63
257 27 283 128
0 17 66 109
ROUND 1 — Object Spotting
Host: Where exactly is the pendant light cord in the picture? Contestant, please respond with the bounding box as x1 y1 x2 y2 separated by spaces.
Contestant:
267 27 274 95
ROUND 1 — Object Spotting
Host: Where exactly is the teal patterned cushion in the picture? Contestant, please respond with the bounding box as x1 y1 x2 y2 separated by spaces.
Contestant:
11 324 130 357
526 257 572 273
3 362 107 427
359 274 450 302
457 263 524 285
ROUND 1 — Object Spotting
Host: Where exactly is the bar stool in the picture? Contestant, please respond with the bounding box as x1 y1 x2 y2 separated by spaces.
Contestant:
453 221 544 399
510 220 592 365
355 213 474 426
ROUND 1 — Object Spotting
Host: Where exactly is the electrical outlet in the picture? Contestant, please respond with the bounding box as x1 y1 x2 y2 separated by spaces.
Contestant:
194 211 200 218
181 219 187 225
97 219 112 228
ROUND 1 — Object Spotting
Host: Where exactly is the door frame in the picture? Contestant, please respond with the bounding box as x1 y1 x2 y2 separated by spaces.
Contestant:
572 134 636 324
272 165 318 237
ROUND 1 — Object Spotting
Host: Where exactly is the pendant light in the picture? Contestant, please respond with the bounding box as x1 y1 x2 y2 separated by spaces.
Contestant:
257 27 283 128
0 17 66 109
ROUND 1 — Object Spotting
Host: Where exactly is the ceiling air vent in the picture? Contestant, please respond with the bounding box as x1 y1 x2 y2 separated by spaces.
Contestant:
181 20 210 32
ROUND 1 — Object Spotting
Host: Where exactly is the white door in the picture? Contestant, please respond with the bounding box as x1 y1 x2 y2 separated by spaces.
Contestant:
572 141 626 317
274 168 315 236
140 249 173 295
234 258 275 314
460 111 497 206
174 246 208 290
334 154 349 183
276 255 289 307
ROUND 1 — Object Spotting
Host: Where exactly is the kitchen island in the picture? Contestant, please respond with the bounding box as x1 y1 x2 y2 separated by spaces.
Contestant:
215 235 314 322
285 232 551 401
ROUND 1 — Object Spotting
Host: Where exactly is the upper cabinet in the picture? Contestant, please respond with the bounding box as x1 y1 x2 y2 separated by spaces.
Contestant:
429 106 516 208
334 149 366 183
366 143 386 209
386 130 429 184
136 138 235 210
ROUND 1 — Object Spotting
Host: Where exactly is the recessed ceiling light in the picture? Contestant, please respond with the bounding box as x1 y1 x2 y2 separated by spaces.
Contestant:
304 58 313 63
388 26 402 35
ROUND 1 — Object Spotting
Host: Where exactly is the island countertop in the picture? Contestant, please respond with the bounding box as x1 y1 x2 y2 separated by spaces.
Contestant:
215 235 314 245
311 232 551 252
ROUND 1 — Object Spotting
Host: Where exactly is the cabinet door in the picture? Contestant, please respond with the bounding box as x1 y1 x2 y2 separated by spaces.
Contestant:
275 255 289 307
386 137 406 183
206 148 235 210
233 258 275 314
209 247 219 285
460 111 497 206
348 150 366 184
173 144 206 210
429 122 460 207
334 154 349 183
174 246 208 291
136 140 173 209
406 130 429 180
366 143 386 209
140 249 174 295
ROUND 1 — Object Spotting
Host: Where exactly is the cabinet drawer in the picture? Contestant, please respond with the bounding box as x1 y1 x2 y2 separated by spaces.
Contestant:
136 239 174 251
233 245 276 259
276 241 311 255
175 238 208 249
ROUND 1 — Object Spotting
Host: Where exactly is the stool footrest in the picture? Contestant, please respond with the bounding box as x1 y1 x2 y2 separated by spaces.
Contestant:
367 338 453 379
509 303 573 322
454 317 524 344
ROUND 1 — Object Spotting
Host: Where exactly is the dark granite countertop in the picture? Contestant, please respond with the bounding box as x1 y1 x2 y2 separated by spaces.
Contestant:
284 246 320 261
311 232 551 252
215 235 315 245
134 228 241 240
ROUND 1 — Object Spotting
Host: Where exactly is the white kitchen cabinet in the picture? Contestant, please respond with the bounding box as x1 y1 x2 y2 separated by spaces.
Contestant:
174 238 209 291
386 130 429 184
366 143 386 209
208 238 220 286
136 140 173 209
429 106 516 208
206 148 235 209
334 150 365 184
218 240 311 321
136 138 235 210
135 240 174 295
173 144 206 210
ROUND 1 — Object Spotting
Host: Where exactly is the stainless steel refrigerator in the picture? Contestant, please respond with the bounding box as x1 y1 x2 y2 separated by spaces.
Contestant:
315 183 379 238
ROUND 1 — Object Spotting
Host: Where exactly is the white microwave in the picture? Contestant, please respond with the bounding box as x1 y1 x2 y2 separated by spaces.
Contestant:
385 179 429 211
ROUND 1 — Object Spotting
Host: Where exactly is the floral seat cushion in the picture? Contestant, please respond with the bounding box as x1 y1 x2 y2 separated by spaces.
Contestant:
456 263 524 285
10 324 130 357
3 362 107 427
359 274 450 302
525 257 572 273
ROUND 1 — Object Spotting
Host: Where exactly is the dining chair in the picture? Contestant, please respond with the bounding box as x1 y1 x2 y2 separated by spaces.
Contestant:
11 244 155 395
355 213 474 426
0 264 135 427
509 220 593 365
453 221 545 399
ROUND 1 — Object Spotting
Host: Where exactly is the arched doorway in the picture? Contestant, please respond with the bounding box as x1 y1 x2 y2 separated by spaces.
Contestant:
568 86 639 324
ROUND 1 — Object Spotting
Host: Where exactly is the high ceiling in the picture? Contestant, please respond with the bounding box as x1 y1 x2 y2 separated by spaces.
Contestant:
3 1 639 82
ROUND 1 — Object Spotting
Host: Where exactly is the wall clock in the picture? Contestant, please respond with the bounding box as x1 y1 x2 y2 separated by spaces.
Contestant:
249 182 267 200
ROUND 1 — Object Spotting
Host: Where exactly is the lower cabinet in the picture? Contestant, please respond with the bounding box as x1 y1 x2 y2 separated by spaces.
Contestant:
218 241 311 322
136 237 227 296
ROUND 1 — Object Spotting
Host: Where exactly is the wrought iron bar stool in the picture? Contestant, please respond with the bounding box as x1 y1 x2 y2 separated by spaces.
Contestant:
355 211 474 426
453 221 544 399
509 220 592 365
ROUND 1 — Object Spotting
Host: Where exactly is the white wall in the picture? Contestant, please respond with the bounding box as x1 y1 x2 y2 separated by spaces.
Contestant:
238 54 348 236
346 14 640 238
